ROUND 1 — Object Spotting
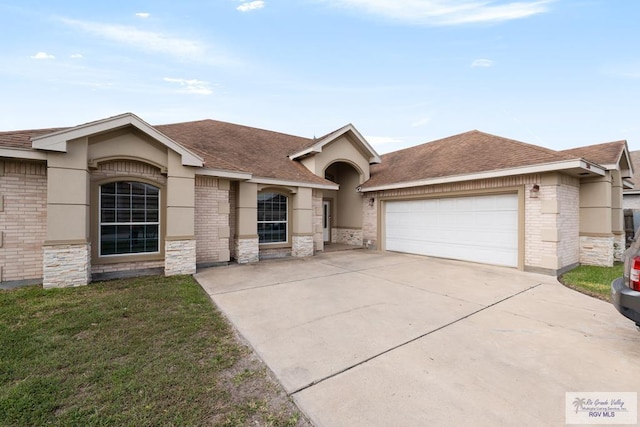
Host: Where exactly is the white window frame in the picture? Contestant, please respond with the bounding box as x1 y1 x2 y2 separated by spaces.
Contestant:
98 181 161 257
257 192 288 244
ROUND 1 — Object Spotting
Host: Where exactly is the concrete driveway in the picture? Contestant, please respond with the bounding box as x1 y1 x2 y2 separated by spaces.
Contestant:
195 250 640 426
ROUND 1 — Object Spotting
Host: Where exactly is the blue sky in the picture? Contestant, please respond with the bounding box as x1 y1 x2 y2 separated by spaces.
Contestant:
1 0 639 154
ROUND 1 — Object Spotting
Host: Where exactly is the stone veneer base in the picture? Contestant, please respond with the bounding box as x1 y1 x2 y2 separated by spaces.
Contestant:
236 238 259 263
292 235 314 258
43 243 91 288
164 239 196 276
579 235 614 267
332 228 364 246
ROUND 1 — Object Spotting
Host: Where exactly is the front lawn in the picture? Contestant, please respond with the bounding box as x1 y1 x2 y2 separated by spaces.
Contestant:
0 275 307 426
559 263 623 301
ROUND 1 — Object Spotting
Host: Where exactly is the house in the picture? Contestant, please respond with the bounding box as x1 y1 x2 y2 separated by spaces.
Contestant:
0 113 633 288
623 151 640 236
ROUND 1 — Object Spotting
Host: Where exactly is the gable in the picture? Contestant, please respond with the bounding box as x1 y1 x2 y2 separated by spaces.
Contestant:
87 128 170 173
31 113 203 168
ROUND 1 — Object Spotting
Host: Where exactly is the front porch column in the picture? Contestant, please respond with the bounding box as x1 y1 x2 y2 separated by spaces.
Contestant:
611 170 625 261
235 182 259 263
165 151 196 275
43 138 91 288
292 187 314 258
579 173 614 266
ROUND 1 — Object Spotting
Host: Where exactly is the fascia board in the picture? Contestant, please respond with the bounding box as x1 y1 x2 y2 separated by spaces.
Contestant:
360 160 605 192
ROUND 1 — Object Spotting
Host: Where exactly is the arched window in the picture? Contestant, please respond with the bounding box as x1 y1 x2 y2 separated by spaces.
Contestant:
99 181 160 256
257 192 288 243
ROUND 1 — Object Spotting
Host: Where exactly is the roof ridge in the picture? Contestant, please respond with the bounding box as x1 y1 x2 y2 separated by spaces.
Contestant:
157 118 313 142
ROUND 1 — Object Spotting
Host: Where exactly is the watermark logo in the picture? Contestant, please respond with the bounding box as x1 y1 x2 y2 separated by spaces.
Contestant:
566 392 637 425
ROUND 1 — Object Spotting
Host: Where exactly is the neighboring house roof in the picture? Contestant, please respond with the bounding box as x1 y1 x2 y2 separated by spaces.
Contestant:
624 150 640 194
361 130 605 191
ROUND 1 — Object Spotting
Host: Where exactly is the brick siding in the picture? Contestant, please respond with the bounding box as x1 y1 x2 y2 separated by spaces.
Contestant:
0 160 47 283
195 176 230 265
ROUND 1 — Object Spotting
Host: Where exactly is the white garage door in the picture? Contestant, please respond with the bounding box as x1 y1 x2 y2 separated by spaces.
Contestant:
385 194 518 267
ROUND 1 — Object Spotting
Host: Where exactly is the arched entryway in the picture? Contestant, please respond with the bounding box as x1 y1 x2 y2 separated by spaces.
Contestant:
323 161 364 247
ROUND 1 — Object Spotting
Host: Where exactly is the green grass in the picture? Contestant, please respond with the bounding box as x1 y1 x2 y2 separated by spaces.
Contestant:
0 275 304 426
559 263 623 301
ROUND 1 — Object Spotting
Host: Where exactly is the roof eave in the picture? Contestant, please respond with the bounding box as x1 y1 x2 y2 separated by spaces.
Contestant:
31 112 204 168
196 167 253 180
360 159 605 193
0 147 48 161
247 176 339 190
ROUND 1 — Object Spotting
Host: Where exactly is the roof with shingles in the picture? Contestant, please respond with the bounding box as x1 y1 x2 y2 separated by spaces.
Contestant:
0 127 68 149
361 130 579 189
156 119 330 185
561 140 627 166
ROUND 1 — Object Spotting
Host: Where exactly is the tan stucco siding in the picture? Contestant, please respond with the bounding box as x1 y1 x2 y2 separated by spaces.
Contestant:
0 160 47 282
229 181 238 259
312 189 323 251
579 174 613 235
195 176 230 265
88 128 168 171
46 137 90 243
301 135 371 182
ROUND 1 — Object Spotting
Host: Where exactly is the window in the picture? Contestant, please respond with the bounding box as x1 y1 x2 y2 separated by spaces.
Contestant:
258 192 287 243
99 181 160 256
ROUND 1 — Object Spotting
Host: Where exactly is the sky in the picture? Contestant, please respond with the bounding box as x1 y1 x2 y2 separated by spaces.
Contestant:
1 0 639 154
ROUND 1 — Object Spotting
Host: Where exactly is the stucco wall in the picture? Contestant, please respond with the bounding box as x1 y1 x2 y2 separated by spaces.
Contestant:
0 160 47 283
229 181 238 259
312 189 323 251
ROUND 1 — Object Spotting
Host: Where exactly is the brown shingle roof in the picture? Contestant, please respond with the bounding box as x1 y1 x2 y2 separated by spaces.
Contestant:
155 119 330 185
561 140 626 166
0 127 68 149
362 130 576 189
0 119 332 186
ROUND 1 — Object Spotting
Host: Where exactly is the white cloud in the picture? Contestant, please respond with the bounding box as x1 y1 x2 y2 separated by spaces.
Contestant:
320 0 552 25
163 77 213 95
30 52 55 60
237 1 265 12
135 12 151 18
471 58 493 67
70 53 83 59
59 18 206 60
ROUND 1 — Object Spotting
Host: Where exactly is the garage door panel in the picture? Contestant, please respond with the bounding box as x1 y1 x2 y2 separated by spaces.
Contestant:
385 194 518 267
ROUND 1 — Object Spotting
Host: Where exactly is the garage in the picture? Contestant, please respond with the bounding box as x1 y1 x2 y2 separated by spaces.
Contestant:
384 193 519 267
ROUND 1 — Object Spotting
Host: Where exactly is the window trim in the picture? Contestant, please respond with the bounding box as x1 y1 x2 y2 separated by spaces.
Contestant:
91 176 166 265
257 191 289 245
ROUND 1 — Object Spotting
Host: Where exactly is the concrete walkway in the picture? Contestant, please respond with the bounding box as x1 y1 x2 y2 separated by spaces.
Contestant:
195 251 640 426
